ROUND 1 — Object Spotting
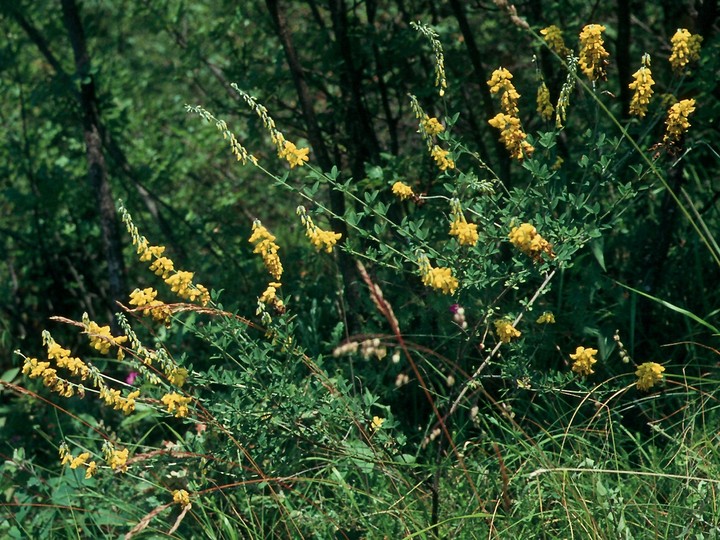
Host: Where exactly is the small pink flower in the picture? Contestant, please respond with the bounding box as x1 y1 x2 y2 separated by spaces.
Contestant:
125 371 139 385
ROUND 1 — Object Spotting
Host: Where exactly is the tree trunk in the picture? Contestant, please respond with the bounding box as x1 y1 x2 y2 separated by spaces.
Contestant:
61 0 127 316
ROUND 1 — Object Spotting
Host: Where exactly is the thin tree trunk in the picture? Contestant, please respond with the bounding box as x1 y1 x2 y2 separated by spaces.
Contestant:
61 0 127 315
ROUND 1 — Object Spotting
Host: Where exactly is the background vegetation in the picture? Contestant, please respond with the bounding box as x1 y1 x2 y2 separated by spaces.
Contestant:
1 0 719 538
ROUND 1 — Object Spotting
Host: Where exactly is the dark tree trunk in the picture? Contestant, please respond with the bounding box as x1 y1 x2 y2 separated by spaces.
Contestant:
61 0 127 316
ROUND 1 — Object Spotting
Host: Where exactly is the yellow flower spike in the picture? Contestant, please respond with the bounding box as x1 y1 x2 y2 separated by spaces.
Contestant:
628 54 655 118
168 368 189 387
108 447 129 472
449 200 478 247
370 416 385 432
487 67 520 116
161 392 192 418
508 222 555 260
430 145 455 171
69 452 91 470
536 82 554 121
570 346 598 376
249 220 284 281
297 209 342 253
669 29 702 73
663 99 696 145
540 25 571 58
635 362 665 391
418 255 458 295
536 312 556 324
85 461 98 479
578 24 609 81
421 116 444 136
494 320 521 343
392 181 415 201
488 113 534 160
173 489 191 507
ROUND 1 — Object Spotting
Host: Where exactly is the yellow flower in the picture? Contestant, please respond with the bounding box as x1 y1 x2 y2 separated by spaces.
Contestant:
370 416 385 432
495 320 521 343
628 55 655 117
173 489 191 507
161 392 192 418
663 99 696 145
487 68 520 116
69 452 91 470
249 220 284 280
536 82 554 121
100 387 140 415
669 29 702 72
420 262 458 295
430 145 455 171
635 362 665 391
421 116 444 136
449 210 479 247
278 140 310 168
108 447 129 471
536 312 555 324
540 25 571 58
86 320 128 355
488 113 534 160
149 256 174 279
508 222 554 260
578 24 609 81
392 181 415 201
85 461 97 479
168 368 189 387
129 287 157 308
570 346 598 376
165 270 194 298
306 226 342 253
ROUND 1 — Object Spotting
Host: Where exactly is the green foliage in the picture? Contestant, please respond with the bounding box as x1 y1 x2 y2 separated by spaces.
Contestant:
2 1 720 538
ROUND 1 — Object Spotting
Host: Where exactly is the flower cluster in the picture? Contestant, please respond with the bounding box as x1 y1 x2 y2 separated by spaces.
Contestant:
161 392 193 418
570 346 598 376
370 416 385 432
578 24 609 81
628 54 655 117
536 82 554 122
418 254 458 295
297 207 342 253
103 442 129 472
508 222 555 260
84 315 128 358
173 489 191 507
392 181 415 201
421 116 444 137
449 200 478 246
232 84 310 168
635 362 665 391
430 145 455 171
663 98 696 145
669 28 702 73
536 312 556 324
411 21 447 96
100 387 140 415
129 287 172 326
540 25 571 58
185 105 258 166
121 204 211 308
488 67 520 115
495 319 521 343
487 67 534 160
409 95 454 170
59 443 97 479
249 220 284 281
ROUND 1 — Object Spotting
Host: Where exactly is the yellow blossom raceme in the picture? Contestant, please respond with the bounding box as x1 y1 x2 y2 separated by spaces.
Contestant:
107 447 129 471
149 256 174 279
165 270 194 299
430 145 455 171
628 55 655 117
495 319 521 343
168 367 189 387
635 362 665 391
278 140 310 168
537 82 554 121
487 68 520 115
578 24 609 81
669 29 702 73
419 257 458 295
570 346 598 376
138 244 165 263
85 461 97 479
69 452 91 470
449 203 479 246
173 489 191 507
249 221 283 281
421 116 444 136
536 312 556 324
100 387 140 415
86 320 128 356
306 226 342 253
508 222 554 260
129 287 157 308
370 416 385 432
488 114 534 160
258 282 284 309
540 25 571 58
161 392 192 418
392 181 415 201
663 99 696 145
